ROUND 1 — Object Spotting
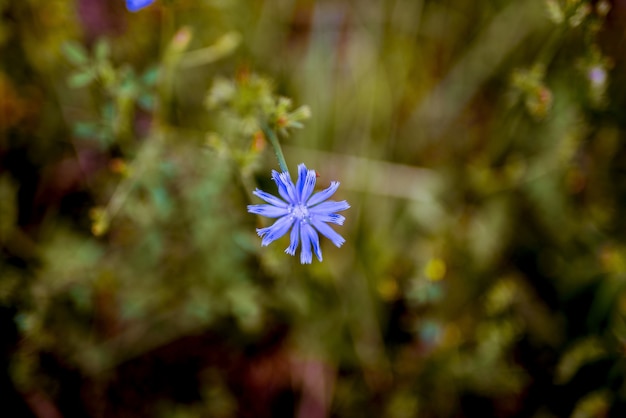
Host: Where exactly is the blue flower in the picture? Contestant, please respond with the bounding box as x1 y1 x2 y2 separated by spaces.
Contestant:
248 164 350 264
126 0 155 12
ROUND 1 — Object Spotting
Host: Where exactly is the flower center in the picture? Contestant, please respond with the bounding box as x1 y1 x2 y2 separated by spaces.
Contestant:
290 204 310 222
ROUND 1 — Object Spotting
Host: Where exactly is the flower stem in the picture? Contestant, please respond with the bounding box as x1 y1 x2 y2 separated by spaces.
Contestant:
260 119 289 174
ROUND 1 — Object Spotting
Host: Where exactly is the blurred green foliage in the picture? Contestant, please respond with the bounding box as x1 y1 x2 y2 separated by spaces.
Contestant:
2 0 626 417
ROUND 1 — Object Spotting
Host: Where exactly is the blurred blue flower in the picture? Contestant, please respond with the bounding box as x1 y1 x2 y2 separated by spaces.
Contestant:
126 0 155 12
248 164 350 264
588 66 607 87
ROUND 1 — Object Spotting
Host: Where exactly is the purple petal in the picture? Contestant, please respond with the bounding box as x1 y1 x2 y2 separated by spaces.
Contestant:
314 213 345 225
126 0 155 12
303 223 322 262
271 170 292 202
248 204 289 218
299 223 313 264
295 163 317 203
272 170 298 204
279 171 299 203
257 216 295 246
285 221 300 255
311 219 346 248
300 169 317 203
252 189 288 208
309 200 350 215
307 181 340 206
295 164 307 199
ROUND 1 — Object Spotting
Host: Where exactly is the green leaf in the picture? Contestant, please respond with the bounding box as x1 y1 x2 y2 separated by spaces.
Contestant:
118 78 138 98
67 70 96 89
138 94 155 110
69 285 92 312
101 102 115 121
73 122 98 138
62 41 89 66
141 66 160 86
150 186 172 217
94 38 110 62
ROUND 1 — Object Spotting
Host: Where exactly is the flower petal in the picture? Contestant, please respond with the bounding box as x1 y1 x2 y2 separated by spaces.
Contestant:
295 164 307 200
303 223 323 262
271 170 292 202
309 200 350 215
300 169 317 203
248 204 289 218
257 216 295 246
285 221 300 255
299 223 313 264
272 170 298 204
279 171 299 203
311 219 346 248
314 213 345 225
126 0 155 12
252 189 288 208
307 181 340 206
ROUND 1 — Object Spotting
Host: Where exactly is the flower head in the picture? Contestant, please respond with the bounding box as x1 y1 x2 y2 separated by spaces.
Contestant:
126 0 155 12
248 164 350 264
588 66 607 87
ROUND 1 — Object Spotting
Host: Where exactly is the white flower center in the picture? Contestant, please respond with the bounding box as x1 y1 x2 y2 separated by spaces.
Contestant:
290 204 310 222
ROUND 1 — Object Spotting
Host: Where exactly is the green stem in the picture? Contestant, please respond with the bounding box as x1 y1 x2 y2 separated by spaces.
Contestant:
260 119 289 174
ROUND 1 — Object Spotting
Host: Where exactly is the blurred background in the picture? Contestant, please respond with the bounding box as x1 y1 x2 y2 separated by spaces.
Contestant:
2 0 626 416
